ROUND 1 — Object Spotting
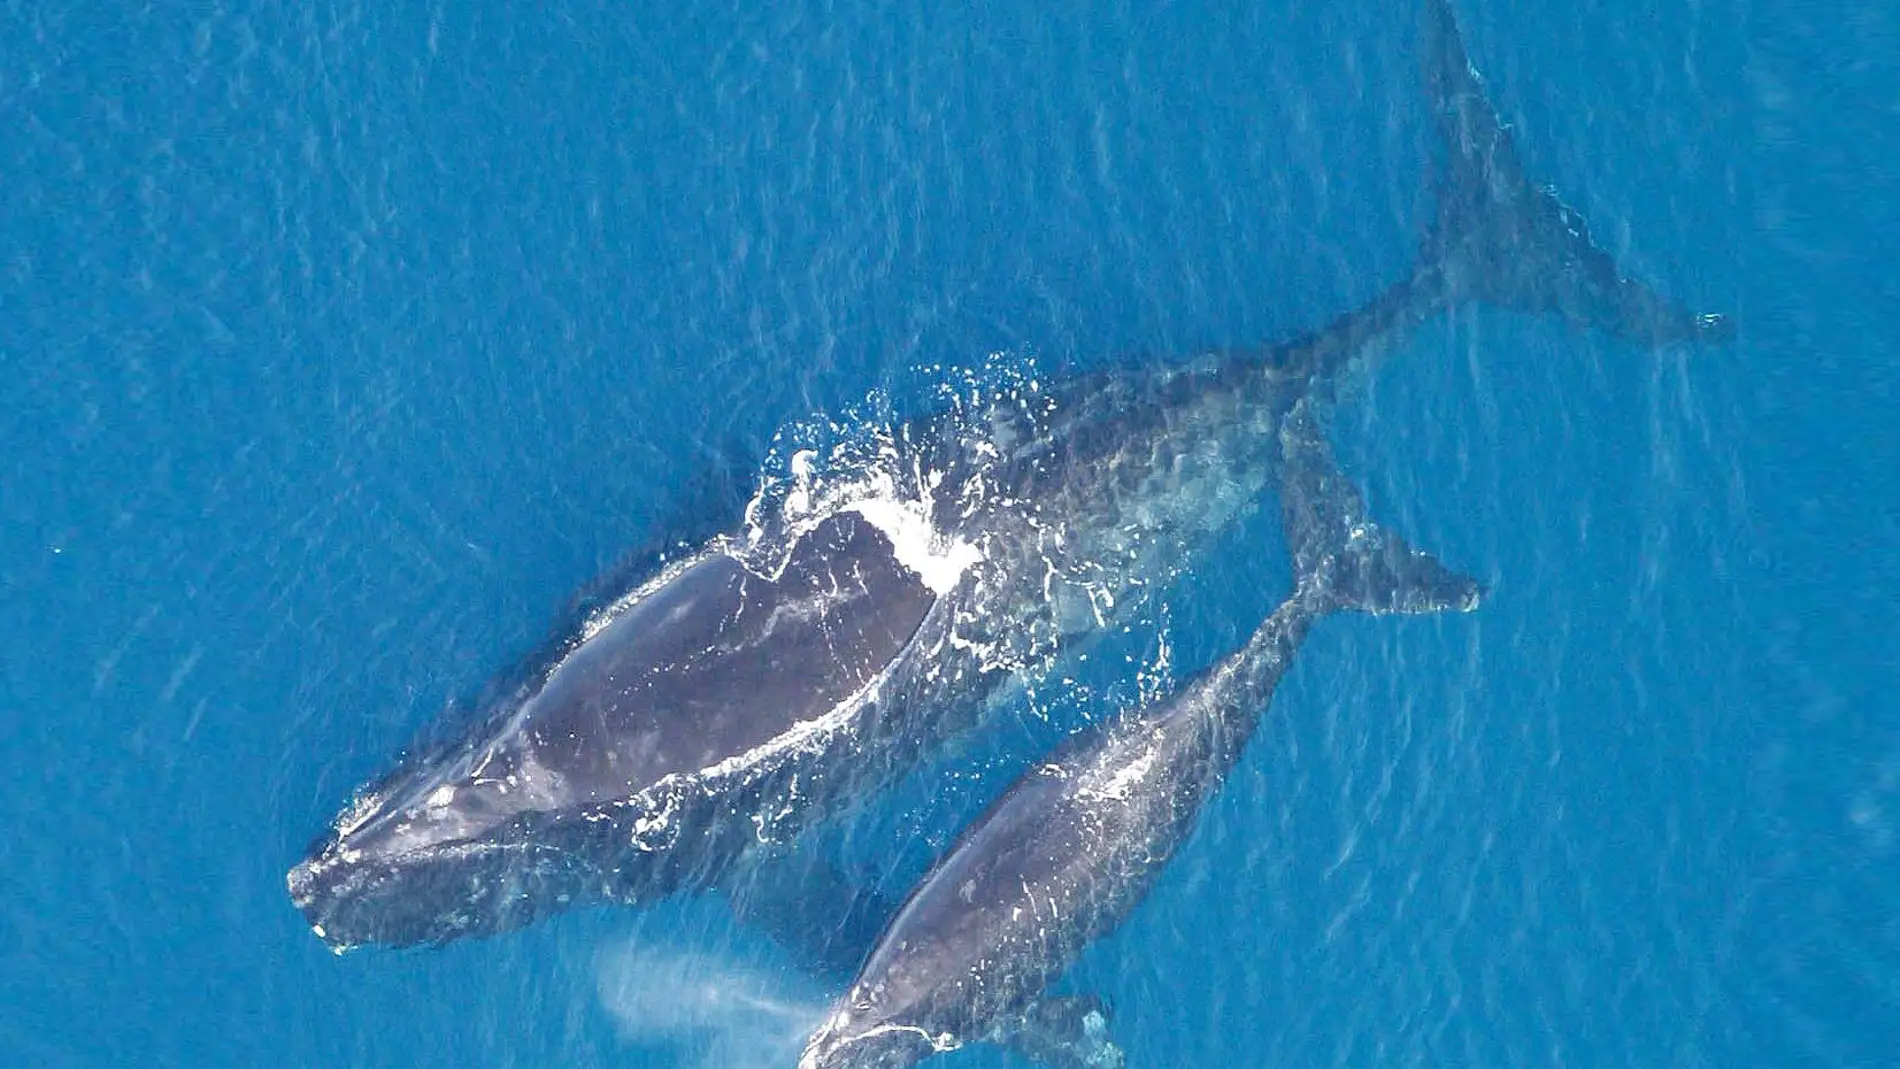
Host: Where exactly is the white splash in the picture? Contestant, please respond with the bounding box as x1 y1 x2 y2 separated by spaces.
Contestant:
1083 738 1161 804
744 403 986 596
846 484 981 595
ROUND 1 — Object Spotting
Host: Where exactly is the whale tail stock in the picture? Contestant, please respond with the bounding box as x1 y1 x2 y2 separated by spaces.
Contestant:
1279 399 1483 618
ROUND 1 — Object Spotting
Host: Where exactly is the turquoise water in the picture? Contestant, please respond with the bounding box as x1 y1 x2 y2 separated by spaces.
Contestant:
3 1 1892 1066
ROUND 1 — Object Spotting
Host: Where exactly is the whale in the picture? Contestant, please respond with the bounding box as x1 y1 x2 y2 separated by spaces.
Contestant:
287 0 1727 953
796 400 1478 1069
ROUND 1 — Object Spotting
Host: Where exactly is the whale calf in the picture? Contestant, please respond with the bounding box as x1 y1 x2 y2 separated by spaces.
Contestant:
796 399 1478 1069
288 0 1727 953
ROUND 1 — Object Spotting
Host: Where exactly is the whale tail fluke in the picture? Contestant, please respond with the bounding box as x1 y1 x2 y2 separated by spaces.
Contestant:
1280 400 1483 617
1418 0 1732 346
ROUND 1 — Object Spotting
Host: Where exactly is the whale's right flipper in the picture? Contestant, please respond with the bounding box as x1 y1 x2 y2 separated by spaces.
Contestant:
1419 0 1732 346
1279 399 1484 616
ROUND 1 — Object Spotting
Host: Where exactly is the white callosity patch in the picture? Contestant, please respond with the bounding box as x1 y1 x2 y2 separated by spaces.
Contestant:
331 785 389 841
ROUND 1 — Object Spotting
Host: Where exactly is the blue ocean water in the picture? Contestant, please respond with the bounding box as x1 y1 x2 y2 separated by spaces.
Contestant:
3 0 1892 1066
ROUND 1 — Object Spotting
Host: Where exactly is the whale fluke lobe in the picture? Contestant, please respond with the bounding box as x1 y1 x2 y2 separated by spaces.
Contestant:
1263 0 1729 407
1419 0 1733 346
1279 401 1484 618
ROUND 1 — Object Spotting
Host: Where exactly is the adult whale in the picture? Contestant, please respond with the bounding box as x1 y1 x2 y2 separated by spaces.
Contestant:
287 0 1726 952
797 401 1476 1069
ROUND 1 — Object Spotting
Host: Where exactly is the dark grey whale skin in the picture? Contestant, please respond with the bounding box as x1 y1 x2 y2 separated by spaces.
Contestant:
796 404 1480 1069
290 511 942 950
286 0 1729 953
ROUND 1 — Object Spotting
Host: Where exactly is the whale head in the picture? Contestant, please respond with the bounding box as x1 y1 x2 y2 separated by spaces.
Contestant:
285 741 583 949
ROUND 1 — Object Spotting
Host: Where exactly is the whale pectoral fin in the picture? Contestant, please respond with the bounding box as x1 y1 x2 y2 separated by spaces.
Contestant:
992 994 1127 1069
724 852 898 979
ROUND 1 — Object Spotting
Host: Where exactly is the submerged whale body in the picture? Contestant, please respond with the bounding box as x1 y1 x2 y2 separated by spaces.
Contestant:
798 404 1478 1069
288 0 1729 952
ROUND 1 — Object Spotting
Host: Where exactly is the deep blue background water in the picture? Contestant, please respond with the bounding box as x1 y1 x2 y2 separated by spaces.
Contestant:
3 0 1893 1066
